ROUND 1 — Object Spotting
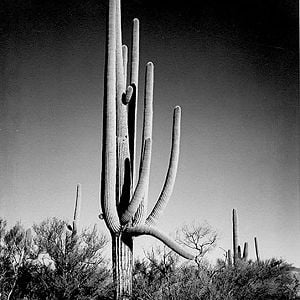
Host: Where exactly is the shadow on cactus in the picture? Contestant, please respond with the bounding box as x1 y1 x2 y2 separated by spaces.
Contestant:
99 0 195 298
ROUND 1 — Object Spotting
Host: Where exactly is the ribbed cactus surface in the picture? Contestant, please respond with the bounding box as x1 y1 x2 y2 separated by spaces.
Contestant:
100 0 194 298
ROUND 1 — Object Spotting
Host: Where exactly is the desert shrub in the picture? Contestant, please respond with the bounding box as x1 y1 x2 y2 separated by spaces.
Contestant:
209 259 299 300
133 252 299 300
0 218 113 300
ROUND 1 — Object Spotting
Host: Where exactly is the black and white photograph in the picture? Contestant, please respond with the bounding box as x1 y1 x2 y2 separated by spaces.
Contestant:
0 0 299 299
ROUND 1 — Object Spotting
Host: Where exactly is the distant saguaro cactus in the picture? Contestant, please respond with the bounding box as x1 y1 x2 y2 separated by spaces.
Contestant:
242 241 248 261
231 209 250 265
254 236 260 262
67 184 81 240
232 209 238 265
100 0 194 299
237 245 242 259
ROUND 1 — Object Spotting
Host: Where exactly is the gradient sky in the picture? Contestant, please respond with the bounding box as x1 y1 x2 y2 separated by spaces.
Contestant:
1 0 299 266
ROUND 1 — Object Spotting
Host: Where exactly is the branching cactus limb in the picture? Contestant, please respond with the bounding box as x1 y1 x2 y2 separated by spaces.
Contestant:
146 106 181 226
100 1 194 298
126 225 195 260
134 62 154 225
120 138 152 224
128 18 139 185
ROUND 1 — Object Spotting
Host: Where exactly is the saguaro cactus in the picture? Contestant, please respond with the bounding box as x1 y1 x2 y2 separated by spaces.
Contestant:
254 236 260 262
100 0 194 298
67 184 81 240
232 208 238 265
242 241 248 261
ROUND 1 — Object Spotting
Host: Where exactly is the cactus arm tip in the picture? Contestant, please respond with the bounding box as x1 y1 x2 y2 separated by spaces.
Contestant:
124 85 134 104
145 106 181 226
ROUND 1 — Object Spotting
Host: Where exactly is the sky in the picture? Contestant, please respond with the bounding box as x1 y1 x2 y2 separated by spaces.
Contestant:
0 0 299 266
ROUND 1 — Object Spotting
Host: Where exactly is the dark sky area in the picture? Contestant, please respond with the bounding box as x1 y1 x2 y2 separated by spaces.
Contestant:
0 0 299 265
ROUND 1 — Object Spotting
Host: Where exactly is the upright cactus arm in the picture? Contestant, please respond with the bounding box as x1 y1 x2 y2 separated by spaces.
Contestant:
242 242 248 261
146 106 181 226
116 0 127 135
101 0 121 233
121 138 152 224
140 62 154 152
72 184 81 236
122 44 128 84
128 18 140 185
237 245 241 260
134 62 154 225
115 0 131 215
126 225 195 260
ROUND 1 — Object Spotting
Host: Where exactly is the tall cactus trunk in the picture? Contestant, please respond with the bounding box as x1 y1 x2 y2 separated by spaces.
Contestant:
100 1 195 299
232 209 238 265
112 233 133 299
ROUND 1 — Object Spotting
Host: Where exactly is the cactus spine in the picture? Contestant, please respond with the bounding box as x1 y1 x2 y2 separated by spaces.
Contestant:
100 1 194 298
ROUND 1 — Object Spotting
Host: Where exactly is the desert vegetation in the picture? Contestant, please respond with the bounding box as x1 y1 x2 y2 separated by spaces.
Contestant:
0 217 299 299
1 0 298 299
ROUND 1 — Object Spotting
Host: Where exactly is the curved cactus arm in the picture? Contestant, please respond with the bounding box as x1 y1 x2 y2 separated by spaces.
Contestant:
134 62 154 225
126 225 195 260
122 44 128 85
128 18 140 186
146 106 181 226
101 0 121 233
121 138 152 224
